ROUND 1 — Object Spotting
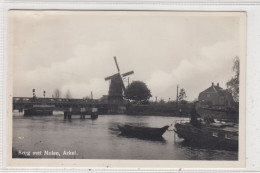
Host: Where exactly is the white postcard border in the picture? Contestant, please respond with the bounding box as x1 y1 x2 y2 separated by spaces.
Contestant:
0 1 259 172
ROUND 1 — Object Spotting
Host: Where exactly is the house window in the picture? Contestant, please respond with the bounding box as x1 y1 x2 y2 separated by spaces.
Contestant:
212 131 218 137
225 134 231 139
207 94 210 98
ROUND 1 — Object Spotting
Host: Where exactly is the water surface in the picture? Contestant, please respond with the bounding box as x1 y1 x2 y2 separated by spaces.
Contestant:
13 112 238 160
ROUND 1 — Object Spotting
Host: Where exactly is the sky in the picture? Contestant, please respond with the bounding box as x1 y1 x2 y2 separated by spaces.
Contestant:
9 11 244 101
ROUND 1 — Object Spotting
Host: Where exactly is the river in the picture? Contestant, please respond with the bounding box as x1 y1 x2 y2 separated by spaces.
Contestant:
12 112 238 160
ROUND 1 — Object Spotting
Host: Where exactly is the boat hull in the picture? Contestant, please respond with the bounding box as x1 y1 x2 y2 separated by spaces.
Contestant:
174 123 238 151
24 108 53 116
118 125 169 138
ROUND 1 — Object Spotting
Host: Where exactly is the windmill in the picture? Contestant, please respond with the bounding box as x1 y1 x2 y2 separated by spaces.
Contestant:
105 56 134 103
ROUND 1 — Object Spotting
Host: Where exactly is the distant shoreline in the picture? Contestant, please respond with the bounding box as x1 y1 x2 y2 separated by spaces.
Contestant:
125 112 189 117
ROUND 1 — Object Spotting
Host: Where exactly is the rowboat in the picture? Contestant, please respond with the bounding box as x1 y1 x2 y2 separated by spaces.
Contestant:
118 124 169 138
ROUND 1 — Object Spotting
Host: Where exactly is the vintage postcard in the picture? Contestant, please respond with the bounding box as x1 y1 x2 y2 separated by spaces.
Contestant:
6 10 246 168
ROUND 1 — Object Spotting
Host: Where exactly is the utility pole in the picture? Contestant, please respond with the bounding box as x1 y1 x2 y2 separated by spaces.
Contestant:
32 89 36 99
91 91 93 100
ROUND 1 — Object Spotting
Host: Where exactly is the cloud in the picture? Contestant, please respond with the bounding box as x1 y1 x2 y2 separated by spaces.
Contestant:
11 12 241 101
60 78 108 99
13 41 117 98
146 40 239 101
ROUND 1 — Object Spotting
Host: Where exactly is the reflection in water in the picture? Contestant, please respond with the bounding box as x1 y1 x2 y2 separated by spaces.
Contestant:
12 113 238 160
117 134 167 143
178 140 237 152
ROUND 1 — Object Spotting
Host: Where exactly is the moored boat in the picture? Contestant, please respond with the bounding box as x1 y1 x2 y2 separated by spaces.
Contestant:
174 121 238 151
24 104 54 116
174 102 238 151
118 124 169 138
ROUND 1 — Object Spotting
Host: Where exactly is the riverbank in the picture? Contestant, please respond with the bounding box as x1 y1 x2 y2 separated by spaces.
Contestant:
126 103 191 117
126 111 188 117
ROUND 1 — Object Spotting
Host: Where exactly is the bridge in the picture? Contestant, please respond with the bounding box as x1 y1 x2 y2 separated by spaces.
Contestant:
13 97 126 115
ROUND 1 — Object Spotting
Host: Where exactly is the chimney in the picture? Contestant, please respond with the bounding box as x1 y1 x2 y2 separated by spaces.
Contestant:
212 82 214 86
217 83 219 87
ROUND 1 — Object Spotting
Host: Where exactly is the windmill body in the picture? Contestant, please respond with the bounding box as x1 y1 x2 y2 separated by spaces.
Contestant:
105 57 134 104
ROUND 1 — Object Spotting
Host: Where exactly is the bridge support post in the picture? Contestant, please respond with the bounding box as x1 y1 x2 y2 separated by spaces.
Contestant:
64 112 67 119
91 107 98 120
91 112 98 120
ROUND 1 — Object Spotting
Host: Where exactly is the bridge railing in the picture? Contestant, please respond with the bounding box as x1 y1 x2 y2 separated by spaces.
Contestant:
12 97 111 110
12 97 127 113
13 97 97 103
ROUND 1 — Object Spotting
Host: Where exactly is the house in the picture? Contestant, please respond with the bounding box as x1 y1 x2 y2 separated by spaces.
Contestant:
198 82 234 109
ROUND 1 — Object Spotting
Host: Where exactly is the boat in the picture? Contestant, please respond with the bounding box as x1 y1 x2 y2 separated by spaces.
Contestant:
118 124 169 138
24 104 54 116
197 107 238 122
174 121 238 151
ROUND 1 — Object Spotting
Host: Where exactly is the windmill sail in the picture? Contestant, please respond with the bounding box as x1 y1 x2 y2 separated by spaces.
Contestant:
105 73 120 81
104 56 134 103
114 56 120 73
122 71 134 77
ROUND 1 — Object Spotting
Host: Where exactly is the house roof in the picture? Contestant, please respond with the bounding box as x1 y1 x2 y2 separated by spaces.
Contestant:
200 83 226 96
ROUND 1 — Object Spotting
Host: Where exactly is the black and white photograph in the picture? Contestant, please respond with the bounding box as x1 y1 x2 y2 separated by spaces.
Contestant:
7 10 246 167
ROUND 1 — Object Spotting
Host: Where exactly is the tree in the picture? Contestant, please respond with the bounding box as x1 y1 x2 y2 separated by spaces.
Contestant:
53 88 61 98
124 81 152 103
65 90 72 99
178 88 187 103
83 96 91 100
226 57 239 102
159 99 166 104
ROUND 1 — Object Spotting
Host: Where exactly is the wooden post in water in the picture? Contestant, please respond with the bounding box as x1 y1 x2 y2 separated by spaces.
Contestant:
80 108 82 119
173 121 176 143
174 130 176 143
68 107 72 120
64 112 67 119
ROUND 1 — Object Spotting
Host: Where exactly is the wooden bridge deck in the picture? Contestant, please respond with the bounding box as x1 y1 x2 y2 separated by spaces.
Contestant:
13 97 108 111
12 97 127 115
